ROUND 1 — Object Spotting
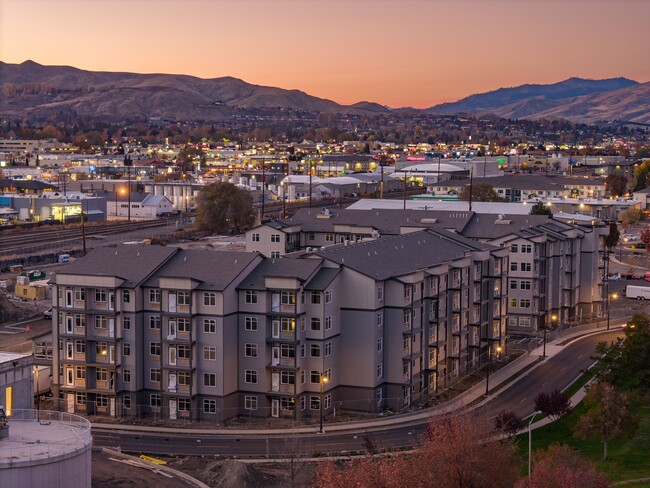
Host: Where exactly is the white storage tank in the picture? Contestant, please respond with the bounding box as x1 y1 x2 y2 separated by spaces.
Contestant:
0 409 91 488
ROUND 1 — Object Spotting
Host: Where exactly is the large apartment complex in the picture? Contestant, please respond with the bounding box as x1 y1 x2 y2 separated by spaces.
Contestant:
52 228 508 422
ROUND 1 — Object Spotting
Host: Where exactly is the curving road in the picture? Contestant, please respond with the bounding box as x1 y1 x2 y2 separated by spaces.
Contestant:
92 328 625 457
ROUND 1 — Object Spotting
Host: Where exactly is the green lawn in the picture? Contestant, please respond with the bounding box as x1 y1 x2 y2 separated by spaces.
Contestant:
517 393 650 482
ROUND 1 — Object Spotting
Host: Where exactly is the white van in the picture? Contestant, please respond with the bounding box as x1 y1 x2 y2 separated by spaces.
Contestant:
625 285 650 300
58 254 70 264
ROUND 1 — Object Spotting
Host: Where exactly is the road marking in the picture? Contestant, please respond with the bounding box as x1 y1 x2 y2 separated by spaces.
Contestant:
519 397 527 403
561 367 567 372
542 381 548 387
577 354 583 359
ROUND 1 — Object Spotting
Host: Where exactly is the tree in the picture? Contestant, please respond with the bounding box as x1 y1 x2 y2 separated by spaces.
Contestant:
574 382 638 460
632 160 650 191
516 443 608 488
458 183 504 202
280 432 310 488
314 414 520 488
640 226 650 252
529 201 553 217
619 208 645 229
602 222 620 251
495 410 524 438
593 312 650 392
534 389 571 420
195 182 255 234
605 174 628 197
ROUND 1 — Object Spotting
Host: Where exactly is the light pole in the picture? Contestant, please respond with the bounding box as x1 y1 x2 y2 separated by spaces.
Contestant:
34 366 40 422
528 410 542 481
607 293 618 330
619 237 628 261
485 343 502 396
319 373 328 433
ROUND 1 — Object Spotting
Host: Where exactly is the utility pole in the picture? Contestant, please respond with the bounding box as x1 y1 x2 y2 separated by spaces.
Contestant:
468 167 474 212
308 157 313 208
261 160 266 218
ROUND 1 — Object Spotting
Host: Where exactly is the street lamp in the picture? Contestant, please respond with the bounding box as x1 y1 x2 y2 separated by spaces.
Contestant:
319 373 329 433
607 292 618 331
528 410 542 481
34 366 40 422
485 343 502 396
619 237 628 261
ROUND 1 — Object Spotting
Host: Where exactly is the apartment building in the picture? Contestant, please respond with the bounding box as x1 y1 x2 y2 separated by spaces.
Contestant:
52 227 507 421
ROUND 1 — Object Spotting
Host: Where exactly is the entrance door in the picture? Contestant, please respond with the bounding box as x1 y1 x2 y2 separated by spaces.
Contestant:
168 320 177 340
271 399 279 418
271 346 280 365
271 371 279 392
66 316 74 333
108 318 115 338
168 293 177 313
108 291 115 311
66 393 75 413
169 399 177 420
65 289 73 307
109 397 116 417
272 320 280 338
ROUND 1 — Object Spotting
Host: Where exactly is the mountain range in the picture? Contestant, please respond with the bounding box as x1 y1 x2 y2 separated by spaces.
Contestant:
1 61 649 125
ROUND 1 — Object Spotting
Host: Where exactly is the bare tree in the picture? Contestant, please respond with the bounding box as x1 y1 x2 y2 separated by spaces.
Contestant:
281 431 310 488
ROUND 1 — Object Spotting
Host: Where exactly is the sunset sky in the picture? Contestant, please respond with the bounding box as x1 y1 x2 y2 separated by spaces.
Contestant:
2 0 649 108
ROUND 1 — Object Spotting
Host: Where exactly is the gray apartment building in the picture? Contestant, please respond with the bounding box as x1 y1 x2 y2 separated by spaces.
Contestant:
51 228 507 421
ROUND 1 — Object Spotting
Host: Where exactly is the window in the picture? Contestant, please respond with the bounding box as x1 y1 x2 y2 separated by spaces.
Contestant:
122 290 131 303
404 286 411 301
325 394 331 409
177 291 190 306
377 312 383 327
178 398 191 412
520 299 531 308
75 314 85 328
203 373 216 387
201 345 215 360
325 316 332 330
245 396 258 410
176 318 189 333
325 289 332 303
245 343 258 357
403 310 411 327
325 342 332 357
510 280 518 290
75 288 85 301
150 394 161 408
281 318 295 331
310 396 320 410
123 395 132 410
149 289 161 303
521 244 532 253
280 398 295 411
310 344 321 357
271 234 280 243
281 291 296 305
325 232 334 242
244 317 258 331
300 396 306 410
123 343 131 356
178 371 190 386
204 292 216 306
301 370 306 384
203 399 216 414
75 340 85 354
377 362 383 378
519 317 531 327
310 371 321 384
300 344 306 358
377 286 384 301
95 289 107 303
95 316 107 329
270 251 280 258
123 369 131 383
310 292 321 304
280 371 295 385
97 369 108 383
178 345 190 359
510 244 518 253
75 366 85 380
76 392 87 405
509 298 518 308
150 342 161 356
377 338 383 352
203 319 216 334
96 342 108 356
123 316 131 330
251 233 260 242
280 344 295 358
310 318 321 331
150 368 161 383
520 280 532 290
308 232 315 241
245 370 258 384
245 291 257 304
510 262 518 272
521 263 532 272
149 316 161 330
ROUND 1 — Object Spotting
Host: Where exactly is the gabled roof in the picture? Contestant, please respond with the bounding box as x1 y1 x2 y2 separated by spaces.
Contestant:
461 214 551 240
304 267 340 291
238 257 323 290
144 249 260 291
142 194 171 206
314 229 494 281
58 245 178 287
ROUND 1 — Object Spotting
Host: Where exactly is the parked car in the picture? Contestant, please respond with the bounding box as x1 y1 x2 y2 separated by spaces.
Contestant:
43 308 52 320
608 273 621 281
625 271 644 280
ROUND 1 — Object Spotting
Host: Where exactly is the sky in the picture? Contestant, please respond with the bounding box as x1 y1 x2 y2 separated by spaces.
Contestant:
2 0 649 108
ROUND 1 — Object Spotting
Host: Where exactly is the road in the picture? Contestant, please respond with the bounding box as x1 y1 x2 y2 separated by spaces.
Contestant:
92 328 625 458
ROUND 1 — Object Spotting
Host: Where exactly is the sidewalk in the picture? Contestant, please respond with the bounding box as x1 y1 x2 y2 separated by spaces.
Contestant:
93 320 626 437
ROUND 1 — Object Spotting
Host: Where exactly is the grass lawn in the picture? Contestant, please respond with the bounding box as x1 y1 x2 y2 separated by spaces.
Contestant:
517 392 650 483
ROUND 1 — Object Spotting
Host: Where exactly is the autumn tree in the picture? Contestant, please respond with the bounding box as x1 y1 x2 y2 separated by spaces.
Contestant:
640 226 650 252
619 208 645 229
632 160 650 191
195 182 255 234
516 443 608 488
314 414 520 488
495 410 524 438
458 183 504 202
574 382 638 460
529 201 553 217
602 222 620 252
605 174 628 197
534 389 571 420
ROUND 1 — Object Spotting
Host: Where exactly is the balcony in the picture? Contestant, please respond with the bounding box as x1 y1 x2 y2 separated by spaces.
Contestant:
268 384 295 395
267 357 296 369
